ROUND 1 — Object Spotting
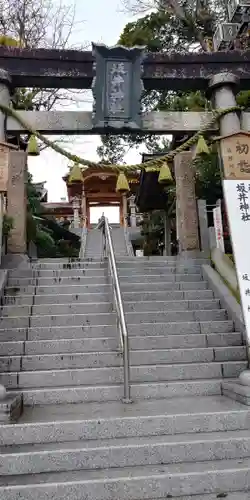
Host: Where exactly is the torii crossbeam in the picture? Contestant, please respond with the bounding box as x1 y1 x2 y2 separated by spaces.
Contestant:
0 47 250 91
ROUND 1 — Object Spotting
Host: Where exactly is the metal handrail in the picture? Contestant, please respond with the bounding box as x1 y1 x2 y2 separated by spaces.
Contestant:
97 216 131 403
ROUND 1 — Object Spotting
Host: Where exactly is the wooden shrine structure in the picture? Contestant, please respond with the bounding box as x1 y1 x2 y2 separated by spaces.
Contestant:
41 168 140 229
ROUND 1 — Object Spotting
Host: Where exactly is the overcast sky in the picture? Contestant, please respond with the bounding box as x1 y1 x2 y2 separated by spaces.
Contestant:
28 0 144 204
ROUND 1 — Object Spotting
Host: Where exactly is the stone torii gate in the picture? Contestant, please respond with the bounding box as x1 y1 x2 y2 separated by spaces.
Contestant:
1 46 250 257
1 42 250 413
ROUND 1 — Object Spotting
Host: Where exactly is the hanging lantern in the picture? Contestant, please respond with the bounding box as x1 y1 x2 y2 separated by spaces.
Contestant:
0 35 20 47
194 135 210 158
116 172 130 193
27 135 40 156
68 163 83 184
158 162 173 185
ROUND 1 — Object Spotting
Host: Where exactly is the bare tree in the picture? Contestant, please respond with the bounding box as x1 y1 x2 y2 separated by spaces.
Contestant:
120 0 155 14
0 0 89 152
0 0 87 111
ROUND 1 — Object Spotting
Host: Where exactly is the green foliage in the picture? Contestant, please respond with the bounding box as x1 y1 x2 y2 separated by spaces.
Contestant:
2 215 13 236
236 90 250 110
118 3 218 53
194 150 222 204
35 229 57 257
26 173 79 258
141 211 165 255
26 172 43 216
97 0 224 167
97 135 127 164
119 11 178 52
96 0 247 255
140 180 176 255
57 239 79 258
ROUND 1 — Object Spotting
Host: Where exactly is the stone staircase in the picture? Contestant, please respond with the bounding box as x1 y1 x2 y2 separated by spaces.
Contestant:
0 256 250 499
84 225 129 258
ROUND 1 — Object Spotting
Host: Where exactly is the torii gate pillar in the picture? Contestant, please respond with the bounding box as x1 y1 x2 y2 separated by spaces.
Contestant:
174 151 200 254
0 70 27 256
0 69 25 419
7 151 27 254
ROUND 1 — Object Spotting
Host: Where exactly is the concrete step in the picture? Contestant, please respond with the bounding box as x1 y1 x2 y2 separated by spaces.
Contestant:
32 260 106 269
0 459 249 500
32 256 208 263
4 280 209 296
222 380 250 405
0 309 228 329
4 429 250 476
7 273 204 287
4 292 110 306
16 378 231 405
118 266 202 275
119 274 203 283
0 348 246 372
3 362 246 390
0 320 235 342
1 396 249 446
10 266 203 278
30 262 205 271
27 309 228 328
8 268 108 278
3 289 214 306
7 275 110 286
1 299 222 317
0 332 243 356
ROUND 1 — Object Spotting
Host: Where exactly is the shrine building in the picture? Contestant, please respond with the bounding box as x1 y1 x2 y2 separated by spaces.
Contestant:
41 167 140 229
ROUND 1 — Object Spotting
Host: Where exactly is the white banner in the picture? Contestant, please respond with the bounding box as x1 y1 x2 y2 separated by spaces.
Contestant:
213 205 225 253
223 179 250 337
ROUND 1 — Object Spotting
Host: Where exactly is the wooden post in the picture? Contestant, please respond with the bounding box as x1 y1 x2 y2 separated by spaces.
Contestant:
86 202 90 228
119 202 123 226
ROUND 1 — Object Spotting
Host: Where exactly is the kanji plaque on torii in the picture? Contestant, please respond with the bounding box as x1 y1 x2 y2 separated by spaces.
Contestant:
92 43 145 130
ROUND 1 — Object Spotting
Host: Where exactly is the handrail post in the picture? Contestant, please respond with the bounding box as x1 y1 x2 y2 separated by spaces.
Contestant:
123 333 131 403
98 216 132 403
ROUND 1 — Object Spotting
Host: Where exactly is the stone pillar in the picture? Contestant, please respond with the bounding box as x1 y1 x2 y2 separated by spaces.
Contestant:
174 152 199 254
208 73 240 136
0 71 10 402
0 70 11 264
176 198 181 248
81 185 87 227
197 199 210 253
0 70 11 139
129 195 137 228
0 70 24 417
7 151 27 254
0 193 4 265
122 194 128 227
71 196 80 229
207 73 250 401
